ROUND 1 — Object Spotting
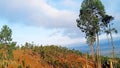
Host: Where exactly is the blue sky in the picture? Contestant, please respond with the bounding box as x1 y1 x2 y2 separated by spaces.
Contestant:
0 0 120 46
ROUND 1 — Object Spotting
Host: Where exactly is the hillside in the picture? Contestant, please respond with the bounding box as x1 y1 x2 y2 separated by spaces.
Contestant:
0 45 95 68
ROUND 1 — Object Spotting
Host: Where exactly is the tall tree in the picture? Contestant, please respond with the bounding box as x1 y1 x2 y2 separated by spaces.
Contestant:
0 25 12 44
102 15 118 67
76 0 105 68
102 15 117 59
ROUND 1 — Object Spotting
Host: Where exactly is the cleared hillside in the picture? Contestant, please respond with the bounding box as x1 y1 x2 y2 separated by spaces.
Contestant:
0 45 95 68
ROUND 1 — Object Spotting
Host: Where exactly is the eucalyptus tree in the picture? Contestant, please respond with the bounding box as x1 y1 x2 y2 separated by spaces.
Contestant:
102 15 117 59
106 27 117 68
76 0 105 68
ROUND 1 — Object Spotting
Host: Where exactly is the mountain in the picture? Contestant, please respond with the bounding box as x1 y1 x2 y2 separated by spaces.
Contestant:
68 40 120 57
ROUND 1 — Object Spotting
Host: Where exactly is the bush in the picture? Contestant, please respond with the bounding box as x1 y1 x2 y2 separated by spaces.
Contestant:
62 62 69 68
22 59 26 67
18 58 20 62
7 49 13 60
26 65 30 68
2 62 8 68
54 60 59 65
0 52 3 59
18 65 22 68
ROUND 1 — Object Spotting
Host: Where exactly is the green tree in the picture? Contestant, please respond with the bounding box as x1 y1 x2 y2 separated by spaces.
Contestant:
76 0 105 68
0 25 16 60
0 25 12 44
102 15 118 67
102 15 117 59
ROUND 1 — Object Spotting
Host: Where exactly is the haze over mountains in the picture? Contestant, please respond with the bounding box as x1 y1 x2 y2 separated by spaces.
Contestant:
68 39 120 57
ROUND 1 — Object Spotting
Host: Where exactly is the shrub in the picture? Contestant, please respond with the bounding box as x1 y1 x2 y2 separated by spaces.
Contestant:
54 60 59 65
22 59 26 67
2 62 8 68
18 65 22 68
7 49 13 60
0 52 3 59
62 62 69 68
26 65 30 68
18 58 20 62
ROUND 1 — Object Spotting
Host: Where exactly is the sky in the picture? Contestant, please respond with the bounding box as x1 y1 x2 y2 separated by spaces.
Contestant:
0 0 120 46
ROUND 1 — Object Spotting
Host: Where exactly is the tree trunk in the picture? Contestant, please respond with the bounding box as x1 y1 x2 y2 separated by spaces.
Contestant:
110 32 115 59
90 45 95 62
106 34 110 47
96 33 101 68
110 61 113 68
86 53 88 68
110 32 115 68
90 45 96 68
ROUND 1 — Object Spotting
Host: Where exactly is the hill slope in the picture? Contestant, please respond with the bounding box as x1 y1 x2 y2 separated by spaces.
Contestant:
0 45 95 68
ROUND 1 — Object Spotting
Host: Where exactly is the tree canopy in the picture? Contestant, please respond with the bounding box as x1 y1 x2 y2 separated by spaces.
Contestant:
0 25 12 44
76 0 105 38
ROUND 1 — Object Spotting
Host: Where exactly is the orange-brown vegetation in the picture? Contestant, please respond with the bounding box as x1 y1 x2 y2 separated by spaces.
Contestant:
0 45 95 68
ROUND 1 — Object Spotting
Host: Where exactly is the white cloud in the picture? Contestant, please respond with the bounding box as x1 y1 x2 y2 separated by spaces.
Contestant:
0 0 77 28
99 34 120 41
12 26 85 46
0 0 119 46
0 0 83 46
43 33 85 46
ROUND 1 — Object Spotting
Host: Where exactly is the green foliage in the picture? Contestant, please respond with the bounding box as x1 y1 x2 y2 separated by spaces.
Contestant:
22 45 83 67
70 49 83 55
100 56 120 68
0 42 16 60
116 58 120 68
87 35 95 46
54 60 59 65
7 49 13 60
0 25 16 60
7 42 16 59
62 62 69 68
24 42 34 49
18 65 22 68
0 52 3 59
76 0 117 68
9 42 17 49
0 25 12 44
101 56 109 64
77 0 105 38
76 1 106 67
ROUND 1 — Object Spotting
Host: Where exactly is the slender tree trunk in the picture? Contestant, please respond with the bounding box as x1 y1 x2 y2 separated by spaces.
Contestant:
110 32 115 68
90 45 96 68
110 32 115 59
106 34 110 47
86 53 88 68
96 33 101 68
90 45 95 62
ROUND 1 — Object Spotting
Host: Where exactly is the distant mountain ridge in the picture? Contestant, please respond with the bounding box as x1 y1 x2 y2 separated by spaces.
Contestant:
68 40 120 57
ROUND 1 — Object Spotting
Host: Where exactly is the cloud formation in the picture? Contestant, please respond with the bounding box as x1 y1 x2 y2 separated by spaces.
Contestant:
0 0 78 28
0 0 119 46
